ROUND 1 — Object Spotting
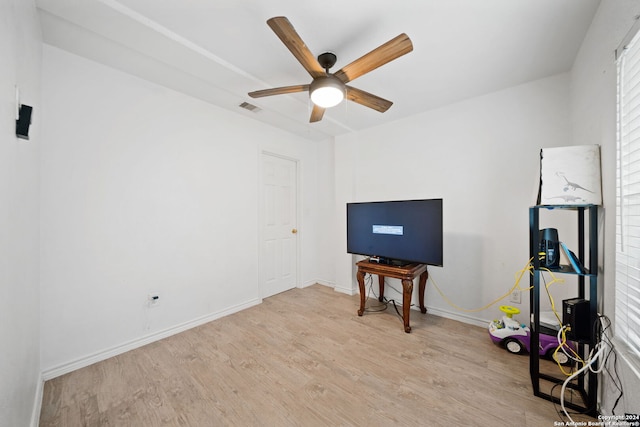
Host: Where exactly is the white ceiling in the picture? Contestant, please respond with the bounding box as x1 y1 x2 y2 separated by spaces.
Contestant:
35 0 601 141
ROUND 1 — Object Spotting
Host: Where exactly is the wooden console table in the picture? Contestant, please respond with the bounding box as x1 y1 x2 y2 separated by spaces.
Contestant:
356 260 428 333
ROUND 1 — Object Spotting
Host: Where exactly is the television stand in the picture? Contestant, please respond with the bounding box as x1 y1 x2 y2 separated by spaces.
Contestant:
356 259 428 333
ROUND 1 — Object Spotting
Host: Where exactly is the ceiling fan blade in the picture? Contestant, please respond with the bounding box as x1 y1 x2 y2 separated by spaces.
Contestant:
267 17 326 79
333 33 413 84
346 86 393 112
310 104 325 122
248 84 309 98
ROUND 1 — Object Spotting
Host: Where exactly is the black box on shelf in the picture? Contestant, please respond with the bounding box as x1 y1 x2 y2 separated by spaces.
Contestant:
562 298 591 341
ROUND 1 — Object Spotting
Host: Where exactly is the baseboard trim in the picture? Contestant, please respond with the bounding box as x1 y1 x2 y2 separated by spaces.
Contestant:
301 280 356 296
332 284 356 295
41 298 262 381
30 374 44 427
423 305 488 328
301 279 323 288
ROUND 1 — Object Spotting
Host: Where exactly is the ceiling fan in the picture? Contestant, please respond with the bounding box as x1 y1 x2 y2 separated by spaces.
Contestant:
248 16 413 123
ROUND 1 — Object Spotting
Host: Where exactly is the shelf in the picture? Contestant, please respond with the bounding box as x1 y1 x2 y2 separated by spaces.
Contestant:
534 204 596 210
534 265 594 276
529 204 599 417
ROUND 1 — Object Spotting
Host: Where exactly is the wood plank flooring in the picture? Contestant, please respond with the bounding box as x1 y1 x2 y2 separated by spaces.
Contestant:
39 284 596 426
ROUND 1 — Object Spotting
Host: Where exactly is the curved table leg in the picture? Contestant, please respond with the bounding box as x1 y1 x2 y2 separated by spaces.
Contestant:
419 270 428 314
357 269 366 316
402 278 414 333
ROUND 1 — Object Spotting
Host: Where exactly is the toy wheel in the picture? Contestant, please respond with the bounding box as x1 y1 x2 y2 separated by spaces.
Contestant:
504 338 523 354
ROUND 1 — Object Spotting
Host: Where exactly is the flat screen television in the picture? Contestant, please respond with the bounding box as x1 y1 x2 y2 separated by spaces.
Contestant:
346 199 443 266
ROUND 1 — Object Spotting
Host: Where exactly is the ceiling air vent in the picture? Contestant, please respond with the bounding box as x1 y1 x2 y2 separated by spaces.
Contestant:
239 101 261 112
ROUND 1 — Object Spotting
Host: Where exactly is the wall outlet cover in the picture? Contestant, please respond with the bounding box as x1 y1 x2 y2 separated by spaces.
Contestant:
148 293 160 307
510 289 521 304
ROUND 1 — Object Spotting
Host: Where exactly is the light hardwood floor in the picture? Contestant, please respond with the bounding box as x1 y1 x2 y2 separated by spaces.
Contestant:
40 284 596 426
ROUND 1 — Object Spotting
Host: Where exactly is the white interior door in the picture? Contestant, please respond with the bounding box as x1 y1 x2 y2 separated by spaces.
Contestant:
261 153 298 298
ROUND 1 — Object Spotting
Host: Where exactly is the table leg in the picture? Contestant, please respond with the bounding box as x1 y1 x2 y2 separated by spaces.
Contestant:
378 275 385 302
357 269 366 316
419 270 428 314
402 278 413 333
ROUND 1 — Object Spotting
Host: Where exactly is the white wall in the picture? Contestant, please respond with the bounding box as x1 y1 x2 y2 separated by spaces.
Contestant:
304 138 336 288
0 0 42 426
39 45 330 376
334 73 572 325
570 0 640 416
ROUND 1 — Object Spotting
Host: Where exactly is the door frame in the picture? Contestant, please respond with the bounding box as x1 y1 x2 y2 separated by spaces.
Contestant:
258 150 302 299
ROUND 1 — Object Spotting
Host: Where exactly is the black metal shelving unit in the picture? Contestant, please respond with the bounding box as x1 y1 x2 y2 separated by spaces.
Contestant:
529 204 599 417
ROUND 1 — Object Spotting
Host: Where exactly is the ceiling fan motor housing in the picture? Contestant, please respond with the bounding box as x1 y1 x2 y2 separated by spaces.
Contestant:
317 52 337 71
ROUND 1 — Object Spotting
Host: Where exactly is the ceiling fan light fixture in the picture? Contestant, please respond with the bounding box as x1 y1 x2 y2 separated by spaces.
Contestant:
310 75 345 108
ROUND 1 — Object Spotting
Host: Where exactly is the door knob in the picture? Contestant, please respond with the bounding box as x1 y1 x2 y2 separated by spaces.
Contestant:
291 228 298 234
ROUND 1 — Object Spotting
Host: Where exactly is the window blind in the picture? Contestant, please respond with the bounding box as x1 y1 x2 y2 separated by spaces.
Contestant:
616 25 640 359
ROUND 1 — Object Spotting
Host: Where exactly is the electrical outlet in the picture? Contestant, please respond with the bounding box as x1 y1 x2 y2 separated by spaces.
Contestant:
509 289 521 304
148 293 160 307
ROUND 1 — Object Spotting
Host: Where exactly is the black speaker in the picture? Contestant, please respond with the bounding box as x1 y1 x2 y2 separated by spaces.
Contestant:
539 228 560 269
16 104 33 140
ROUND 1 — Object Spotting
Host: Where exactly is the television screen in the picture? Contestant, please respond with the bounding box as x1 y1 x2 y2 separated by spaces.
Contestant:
346 199 443 266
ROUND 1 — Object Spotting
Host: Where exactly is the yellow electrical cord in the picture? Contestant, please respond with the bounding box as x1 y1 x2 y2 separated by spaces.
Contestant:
539 267 564 325
429 257 534 313
429 257 584 373
553 326 583 375
539 267 585 372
